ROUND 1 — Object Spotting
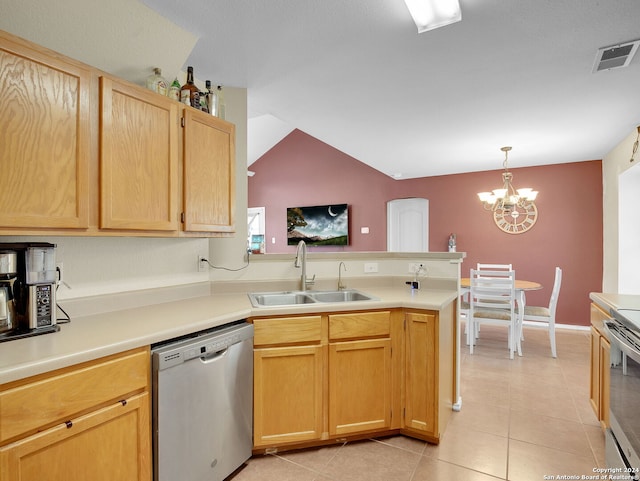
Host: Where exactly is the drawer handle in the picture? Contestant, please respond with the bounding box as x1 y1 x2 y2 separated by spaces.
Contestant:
65 420 73 429
120 399 127 406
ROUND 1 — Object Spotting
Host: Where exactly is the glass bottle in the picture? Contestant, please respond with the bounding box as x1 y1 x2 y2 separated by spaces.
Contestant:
146 68 167 96
216 85 226 120
199 90 208 113
168 78 181 101
180 66 200 109
205 80 218 116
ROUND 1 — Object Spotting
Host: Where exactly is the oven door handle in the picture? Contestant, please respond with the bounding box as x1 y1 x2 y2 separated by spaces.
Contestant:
605 324 640 365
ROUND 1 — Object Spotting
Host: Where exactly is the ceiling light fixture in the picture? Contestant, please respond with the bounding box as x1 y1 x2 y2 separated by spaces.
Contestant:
403 0 462 33
477 147 539 234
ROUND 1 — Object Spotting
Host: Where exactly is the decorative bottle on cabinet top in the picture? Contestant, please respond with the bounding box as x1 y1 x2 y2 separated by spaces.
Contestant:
168 78 181 101
205 80 218 116
216 85 226 120
146 68 168 96
180 66 200 109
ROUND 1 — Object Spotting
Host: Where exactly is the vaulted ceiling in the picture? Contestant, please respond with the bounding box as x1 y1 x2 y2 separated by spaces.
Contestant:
3 0 640 178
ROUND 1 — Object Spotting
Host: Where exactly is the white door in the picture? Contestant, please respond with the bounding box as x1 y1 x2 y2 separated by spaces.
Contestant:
387 198 429 252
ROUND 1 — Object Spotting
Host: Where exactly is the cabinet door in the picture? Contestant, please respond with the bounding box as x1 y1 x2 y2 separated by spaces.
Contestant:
599 336 610 428
404 312 437 435
0 36 89 229
254 345 324 447
589 325 601 418
183 109 235 233
99 76 179 231
328 338 391 436
0 392 151 481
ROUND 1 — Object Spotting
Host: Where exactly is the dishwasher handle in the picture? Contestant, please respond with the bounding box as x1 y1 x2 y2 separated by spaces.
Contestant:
200 348 228 363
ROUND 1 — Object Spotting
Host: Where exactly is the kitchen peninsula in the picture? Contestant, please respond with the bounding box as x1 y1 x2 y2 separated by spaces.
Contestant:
0 261 460 479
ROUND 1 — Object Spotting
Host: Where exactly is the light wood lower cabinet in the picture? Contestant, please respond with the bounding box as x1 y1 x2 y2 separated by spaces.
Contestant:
599 334 610 429
253 345 324 446
0 393 149 481
404 308 454 442
404 311 437 435
328 311 392 436
252 316 325 447
0 347 151 480
251 306 454 451
589 302 610 429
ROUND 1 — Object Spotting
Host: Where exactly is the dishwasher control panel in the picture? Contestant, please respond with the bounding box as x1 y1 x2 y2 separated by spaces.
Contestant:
152 322 254 371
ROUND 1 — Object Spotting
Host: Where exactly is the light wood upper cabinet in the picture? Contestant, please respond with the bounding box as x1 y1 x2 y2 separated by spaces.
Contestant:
0 32 90 229
183 109 235 233
99 76 180 231
0 29 236 237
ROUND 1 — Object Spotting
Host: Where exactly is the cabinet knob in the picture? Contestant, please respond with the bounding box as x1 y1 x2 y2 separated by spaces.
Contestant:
64 420 73 428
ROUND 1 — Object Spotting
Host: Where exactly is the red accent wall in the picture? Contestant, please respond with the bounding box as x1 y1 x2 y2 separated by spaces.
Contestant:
249 129 603 326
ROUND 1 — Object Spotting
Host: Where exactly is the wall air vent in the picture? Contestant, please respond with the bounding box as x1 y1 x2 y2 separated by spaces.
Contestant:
593 40 640 73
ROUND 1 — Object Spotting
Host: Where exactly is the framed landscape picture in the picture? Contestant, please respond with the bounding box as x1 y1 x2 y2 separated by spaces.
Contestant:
287 204 349 246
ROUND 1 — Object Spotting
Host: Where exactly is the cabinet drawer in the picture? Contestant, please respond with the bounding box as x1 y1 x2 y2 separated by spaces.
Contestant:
329 311 391 341
0 347 149 444
253 316 322 347
0 392 151 480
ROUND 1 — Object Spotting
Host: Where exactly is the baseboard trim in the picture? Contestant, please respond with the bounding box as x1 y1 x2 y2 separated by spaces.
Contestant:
522 321 590 331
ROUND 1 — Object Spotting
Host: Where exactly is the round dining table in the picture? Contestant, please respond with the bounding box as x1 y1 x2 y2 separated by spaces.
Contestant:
460 278 542 291
459 277 543 339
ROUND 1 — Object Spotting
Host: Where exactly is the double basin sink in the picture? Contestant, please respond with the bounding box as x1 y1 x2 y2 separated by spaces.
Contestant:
248 289 378 308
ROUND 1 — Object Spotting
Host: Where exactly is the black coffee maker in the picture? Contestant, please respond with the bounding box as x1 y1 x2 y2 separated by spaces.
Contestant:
0 243 57 339
0 250 17 334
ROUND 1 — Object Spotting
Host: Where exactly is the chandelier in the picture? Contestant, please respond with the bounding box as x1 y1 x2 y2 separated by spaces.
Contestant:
477 147 539 234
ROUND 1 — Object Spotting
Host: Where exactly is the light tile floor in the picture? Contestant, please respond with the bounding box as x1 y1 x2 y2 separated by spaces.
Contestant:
228 324 604 481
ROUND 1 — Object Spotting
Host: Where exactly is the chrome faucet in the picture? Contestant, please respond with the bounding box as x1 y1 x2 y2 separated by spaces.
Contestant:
338 262 347 290
294 240 315 291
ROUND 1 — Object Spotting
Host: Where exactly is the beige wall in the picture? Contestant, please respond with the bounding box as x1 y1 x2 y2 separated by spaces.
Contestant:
602 128 640 292
208 88 249 273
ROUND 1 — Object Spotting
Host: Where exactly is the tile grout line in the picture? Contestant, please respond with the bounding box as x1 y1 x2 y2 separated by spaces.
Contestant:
272 441 347 479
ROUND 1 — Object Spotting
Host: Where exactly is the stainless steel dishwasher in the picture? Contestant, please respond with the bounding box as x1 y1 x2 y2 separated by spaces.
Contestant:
151 321 254 481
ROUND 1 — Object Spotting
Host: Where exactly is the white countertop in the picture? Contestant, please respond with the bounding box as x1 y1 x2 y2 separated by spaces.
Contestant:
590 292 640 314
0 286 457 385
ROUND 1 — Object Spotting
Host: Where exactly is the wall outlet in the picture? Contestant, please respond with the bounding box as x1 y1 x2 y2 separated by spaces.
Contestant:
197 255 208 272
364 262 379 273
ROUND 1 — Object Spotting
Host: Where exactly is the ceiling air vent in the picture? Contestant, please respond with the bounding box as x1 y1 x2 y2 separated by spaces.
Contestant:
593 40 640 73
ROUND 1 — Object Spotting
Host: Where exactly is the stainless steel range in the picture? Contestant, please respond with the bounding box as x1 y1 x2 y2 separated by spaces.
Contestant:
604 308 640 480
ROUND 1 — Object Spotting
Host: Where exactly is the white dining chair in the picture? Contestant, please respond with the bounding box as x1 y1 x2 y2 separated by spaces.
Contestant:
521 267 562 358
477 263 513 271
469 268 520 359
463 263 514 343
